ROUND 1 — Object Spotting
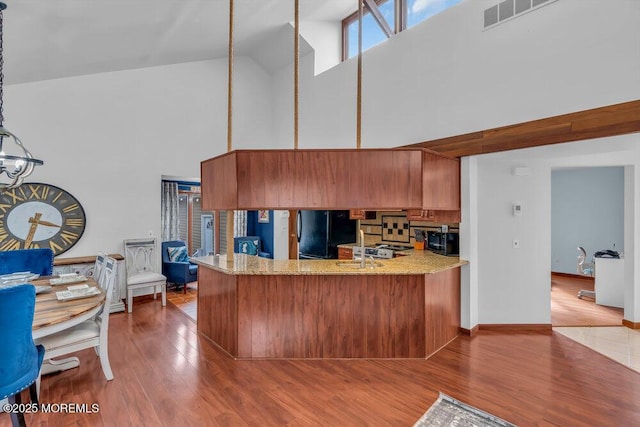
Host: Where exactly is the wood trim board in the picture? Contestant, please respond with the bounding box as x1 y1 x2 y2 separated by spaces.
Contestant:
405 100 640 157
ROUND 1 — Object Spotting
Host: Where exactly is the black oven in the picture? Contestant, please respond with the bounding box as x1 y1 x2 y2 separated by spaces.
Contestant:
427 231 459 256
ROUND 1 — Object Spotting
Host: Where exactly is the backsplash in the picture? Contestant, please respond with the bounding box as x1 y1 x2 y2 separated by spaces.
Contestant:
360 211 459 247
381 215 410 243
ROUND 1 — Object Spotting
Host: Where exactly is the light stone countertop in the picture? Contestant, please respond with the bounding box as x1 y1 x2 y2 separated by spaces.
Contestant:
191 249 467 276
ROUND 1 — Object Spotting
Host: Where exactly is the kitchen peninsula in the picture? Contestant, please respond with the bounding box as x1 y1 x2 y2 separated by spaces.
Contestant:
192 250 466 360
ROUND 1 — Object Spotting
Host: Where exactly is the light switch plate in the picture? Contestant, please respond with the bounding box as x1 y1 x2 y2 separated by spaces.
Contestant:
513 202 523 216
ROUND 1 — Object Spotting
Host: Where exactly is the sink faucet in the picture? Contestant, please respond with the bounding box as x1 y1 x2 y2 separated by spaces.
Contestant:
367 255 376 269
359 229 365 268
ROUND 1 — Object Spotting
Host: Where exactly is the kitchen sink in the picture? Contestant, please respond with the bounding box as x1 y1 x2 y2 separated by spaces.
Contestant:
335 260 384 269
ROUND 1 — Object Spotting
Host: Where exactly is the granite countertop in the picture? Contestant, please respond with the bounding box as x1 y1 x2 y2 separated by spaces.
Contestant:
191 249 467 276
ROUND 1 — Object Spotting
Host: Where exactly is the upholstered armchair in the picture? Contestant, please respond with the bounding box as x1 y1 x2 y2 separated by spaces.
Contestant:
233 236 270 258
0 248 54 276
161 240 198 293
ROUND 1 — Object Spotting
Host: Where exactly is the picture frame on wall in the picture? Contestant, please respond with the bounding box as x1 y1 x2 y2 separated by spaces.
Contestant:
258 210 269 223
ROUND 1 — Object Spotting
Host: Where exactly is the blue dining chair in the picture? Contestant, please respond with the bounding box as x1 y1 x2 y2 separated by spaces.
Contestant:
0 284 45 427
0 248 54 276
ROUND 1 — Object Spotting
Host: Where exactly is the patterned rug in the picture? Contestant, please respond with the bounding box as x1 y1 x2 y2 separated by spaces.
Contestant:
414 393 516 427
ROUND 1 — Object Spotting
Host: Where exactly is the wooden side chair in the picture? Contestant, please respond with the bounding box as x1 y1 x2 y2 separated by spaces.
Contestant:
123 238 166 313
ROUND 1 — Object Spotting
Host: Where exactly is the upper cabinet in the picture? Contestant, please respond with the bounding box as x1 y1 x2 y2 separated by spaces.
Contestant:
349 210 376 220
420 150 460 210
201 148 459 212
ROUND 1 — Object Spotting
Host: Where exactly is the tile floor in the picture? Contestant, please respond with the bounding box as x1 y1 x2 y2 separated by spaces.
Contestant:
166 282 197 321
554 326 640 373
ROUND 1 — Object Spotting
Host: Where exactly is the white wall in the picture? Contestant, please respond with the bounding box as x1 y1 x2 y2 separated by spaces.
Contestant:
476 156 552 324
5 57 272 258
274 0 640 149
299 20 342 75
551 167 624 274
460 157 478 329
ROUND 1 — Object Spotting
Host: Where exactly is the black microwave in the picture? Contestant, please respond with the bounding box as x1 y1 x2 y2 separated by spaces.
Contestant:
427 231 459 256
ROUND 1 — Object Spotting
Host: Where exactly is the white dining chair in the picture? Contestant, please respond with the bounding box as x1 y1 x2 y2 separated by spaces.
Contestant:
93 251 108 286
123 238 167 313
35 256 117 381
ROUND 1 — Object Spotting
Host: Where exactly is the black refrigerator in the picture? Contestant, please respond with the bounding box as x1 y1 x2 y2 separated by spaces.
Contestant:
297 210 357 259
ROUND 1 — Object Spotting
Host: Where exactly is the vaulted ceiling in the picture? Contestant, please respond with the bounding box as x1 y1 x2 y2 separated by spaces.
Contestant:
2 0 354 84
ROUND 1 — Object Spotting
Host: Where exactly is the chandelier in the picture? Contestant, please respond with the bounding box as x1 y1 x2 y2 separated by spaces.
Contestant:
0 2 42 189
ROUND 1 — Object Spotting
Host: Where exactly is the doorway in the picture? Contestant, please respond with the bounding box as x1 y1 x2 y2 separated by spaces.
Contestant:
550 166 624 327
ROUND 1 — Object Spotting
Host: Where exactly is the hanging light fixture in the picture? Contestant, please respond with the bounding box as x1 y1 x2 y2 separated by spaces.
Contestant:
0 2 42 189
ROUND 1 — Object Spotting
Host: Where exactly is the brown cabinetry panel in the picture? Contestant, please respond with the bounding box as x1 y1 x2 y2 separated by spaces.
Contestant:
201 152 237 211
197 266 461 359
422 150 460 210
349 210 376 220
338 247 353 260
424 267 461 357
236 150 298 208
234 274 426 359
406 209 461 222
201 149 426 210
197 267 238 356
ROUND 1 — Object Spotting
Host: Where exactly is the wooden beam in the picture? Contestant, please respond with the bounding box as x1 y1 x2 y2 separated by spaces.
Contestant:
363 0 394 38
405 100 640 157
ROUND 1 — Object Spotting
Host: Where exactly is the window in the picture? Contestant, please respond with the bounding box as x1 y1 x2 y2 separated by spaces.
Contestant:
342 0 463 60
178 191 209 256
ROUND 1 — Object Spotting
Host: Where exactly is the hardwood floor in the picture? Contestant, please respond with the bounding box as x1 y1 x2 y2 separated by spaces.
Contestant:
8 297 640 426
551 273 623 326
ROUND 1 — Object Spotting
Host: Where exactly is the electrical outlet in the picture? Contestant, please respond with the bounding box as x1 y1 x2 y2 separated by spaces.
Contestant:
512 239 520 249
366 226 372 233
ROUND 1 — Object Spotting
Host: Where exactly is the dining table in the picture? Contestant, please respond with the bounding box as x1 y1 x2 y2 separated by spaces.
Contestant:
0 274 105 413
31 275 105 374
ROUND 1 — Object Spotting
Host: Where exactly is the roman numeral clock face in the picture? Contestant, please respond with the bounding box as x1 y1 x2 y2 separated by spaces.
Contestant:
0 183 86 255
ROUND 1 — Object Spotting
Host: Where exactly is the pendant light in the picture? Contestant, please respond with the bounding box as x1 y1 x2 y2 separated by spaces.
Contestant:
0 2 43 189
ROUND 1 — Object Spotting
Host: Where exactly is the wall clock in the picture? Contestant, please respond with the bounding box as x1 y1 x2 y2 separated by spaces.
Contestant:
0 183 86 255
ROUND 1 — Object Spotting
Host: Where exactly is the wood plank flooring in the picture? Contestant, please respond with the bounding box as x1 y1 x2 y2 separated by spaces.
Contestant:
551 273 623 326
7 296 640 427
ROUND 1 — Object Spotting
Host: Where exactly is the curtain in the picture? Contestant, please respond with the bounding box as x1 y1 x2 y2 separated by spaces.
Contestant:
234 210 247 237
161 181 179 241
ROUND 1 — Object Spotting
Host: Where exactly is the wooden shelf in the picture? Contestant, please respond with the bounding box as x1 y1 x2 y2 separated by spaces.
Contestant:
54 253 124 266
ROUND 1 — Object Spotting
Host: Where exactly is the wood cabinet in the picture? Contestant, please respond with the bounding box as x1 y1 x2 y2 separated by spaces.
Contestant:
349 210 376 220
201 148 459 212
421 150 460 210
406 209 461 223
338 247 353 260
197 265 461 359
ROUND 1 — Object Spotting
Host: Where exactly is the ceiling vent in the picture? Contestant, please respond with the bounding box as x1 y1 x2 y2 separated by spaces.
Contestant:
484 0 557 30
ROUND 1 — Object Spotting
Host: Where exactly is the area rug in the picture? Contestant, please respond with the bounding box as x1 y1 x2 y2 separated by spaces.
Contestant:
414 393 516 427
